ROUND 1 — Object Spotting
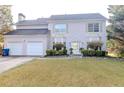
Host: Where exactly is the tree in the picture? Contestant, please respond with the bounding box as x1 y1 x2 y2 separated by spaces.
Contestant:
0 5 13 42
107 5 124 57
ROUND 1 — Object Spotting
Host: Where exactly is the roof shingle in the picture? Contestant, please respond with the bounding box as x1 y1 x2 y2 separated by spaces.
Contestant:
50 13 107 20
16 13 106 26
5 29 49 35
16 18 49 26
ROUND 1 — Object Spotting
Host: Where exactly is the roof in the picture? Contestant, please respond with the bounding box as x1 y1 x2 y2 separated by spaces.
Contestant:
5 29 49 35
16 18 49 26
50 13 107 20
16 13 106 26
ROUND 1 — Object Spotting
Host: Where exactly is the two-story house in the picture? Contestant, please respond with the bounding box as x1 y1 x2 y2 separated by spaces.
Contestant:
4 13 107 56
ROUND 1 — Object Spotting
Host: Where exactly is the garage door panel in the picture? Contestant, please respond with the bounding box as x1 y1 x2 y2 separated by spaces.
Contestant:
27 42 43 56
7 42 23 55
6 41 44 56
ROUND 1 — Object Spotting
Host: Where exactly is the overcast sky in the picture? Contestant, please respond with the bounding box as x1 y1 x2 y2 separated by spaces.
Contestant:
1 0 124 22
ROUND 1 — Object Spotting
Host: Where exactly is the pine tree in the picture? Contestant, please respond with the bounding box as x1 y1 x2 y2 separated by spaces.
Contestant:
108 5 124 57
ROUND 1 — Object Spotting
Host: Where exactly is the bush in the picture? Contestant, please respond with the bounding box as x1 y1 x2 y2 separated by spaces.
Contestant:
63 48 67 55
58 50 64 55
95 50 102 56
46 50 52 56
52 50 57 56
79 48 83 51
46 50 56 56
101 51 107 56
81 50 107 57
90 50 96 56
46 49 67 56
82 50 96 56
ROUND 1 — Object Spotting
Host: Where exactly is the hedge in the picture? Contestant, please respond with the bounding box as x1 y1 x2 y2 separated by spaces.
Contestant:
81 50 107 57
46 49 67 56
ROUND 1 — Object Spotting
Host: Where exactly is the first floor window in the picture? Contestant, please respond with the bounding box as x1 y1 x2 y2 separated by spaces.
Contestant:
88 36 102 42
54 37 65 43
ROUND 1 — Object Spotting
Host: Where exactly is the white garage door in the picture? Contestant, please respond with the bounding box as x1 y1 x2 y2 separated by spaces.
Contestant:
27 42 43 56
7 42 23 55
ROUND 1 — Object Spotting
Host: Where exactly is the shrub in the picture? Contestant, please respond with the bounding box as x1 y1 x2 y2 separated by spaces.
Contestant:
101 51 107 56
81 50 107 57
89 50 96 56
52 50 57 56
58 50 64 55
81 50 95 56
46 50 52 56
95 50 102 56
79 48 84 52
81 50 88 56
46 49 67 56
46 49 57 56
63 48 67 55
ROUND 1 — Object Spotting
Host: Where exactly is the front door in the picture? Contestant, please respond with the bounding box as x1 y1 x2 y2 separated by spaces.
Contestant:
71 42 80 54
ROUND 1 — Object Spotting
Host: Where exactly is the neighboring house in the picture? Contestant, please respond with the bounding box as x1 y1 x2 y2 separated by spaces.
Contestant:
4 13 107 56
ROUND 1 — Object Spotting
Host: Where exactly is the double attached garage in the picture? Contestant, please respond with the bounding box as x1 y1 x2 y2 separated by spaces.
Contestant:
4 29 49 56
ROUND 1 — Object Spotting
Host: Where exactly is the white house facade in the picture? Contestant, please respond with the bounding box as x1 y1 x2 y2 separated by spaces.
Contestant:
4 13 107 56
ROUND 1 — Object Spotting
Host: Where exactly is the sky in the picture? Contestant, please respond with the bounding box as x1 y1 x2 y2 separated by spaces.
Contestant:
1 0 124 23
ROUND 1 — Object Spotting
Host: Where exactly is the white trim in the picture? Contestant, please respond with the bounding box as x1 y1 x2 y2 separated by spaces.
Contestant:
53 23 68 33
87 23 100 32
49 19 106 23
71 41 80 54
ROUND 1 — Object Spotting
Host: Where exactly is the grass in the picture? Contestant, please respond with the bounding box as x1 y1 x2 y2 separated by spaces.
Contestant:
0 57 124 87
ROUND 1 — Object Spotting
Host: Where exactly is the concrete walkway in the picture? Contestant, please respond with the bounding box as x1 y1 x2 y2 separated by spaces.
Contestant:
0 57 34 73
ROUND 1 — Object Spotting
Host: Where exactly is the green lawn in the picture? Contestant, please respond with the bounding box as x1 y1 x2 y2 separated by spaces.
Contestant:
0 58 124 87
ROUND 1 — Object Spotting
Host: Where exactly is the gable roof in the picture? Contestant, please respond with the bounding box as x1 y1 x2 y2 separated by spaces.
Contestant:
50 13 107 20
5 29 49 35
16 13 106 26
16 18 49 26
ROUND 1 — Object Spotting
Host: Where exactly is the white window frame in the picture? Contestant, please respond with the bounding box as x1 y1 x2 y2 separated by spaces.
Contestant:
54 24 67 32
88 36 102 42
54 37 65 43
88 23 100 32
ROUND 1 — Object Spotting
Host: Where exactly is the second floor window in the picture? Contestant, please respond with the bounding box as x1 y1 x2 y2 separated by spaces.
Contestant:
88 23 100 32
54 24 67 32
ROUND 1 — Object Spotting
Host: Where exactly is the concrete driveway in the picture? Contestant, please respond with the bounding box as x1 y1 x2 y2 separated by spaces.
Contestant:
0 57 34 73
